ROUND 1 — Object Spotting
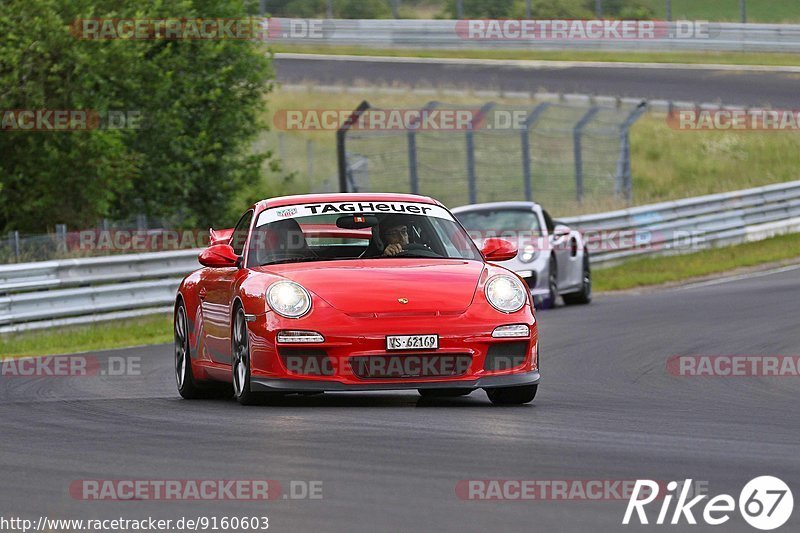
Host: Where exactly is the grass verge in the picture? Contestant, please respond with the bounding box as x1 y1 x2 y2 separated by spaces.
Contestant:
0 314 172 358
272 44 800 68
593 232 800 291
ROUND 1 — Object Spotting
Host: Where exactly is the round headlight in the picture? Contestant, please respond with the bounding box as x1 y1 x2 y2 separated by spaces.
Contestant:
485 275 527 313
521 244 537 263
267 281 312 318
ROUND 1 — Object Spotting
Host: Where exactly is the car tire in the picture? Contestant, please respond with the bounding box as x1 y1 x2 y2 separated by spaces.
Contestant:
563 252 592 305
231 306 277 406
485 384 538 405
175 303 207 399
418 388 473 398
542 257 559 309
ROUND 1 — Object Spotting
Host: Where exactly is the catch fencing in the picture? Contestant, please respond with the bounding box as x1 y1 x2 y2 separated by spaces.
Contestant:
337 99 646 214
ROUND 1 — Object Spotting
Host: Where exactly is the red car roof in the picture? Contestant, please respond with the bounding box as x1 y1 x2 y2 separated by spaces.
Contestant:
255 193 442 211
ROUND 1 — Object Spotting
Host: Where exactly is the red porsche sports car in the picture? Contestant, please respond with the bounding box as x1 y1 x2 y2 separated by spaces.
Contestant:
174 193 540 405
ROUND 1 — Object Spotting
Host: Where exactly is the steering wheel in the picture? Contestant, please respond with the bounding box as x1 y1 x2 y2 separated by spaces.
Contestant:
393 243 441 258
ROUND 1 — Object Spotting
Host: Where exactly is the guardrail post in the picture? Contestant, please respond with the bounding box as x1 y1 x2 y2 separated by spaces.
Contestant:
573 106 600 204
521 102 551 202
337 101 371 193
616 101 647 202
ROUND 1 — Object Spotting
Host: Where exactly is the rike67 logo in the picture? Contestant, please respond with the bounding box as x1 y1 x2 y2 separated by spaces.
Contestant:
623 477 793 530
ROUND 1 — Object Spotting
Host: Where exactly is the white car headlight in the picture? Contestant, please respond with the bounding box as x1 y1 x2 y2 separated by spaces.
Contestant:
520 244 536 263
485 275 527 313
267 281 312 318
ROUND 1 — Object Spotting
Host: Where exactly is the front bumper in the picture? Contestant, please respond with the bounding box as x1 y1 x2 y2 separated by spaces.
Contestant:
250 370 540 392
244 296 539 390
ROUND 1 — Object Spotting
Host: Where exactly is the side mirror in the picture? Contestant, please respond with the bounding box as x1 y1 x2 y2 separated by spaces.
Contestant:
199 244 240 268
481 238 518 262
553 224 571 239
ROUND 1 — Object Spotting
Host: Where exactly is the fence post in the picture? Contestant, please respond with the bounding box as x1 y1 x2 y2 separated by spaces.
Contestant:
465 102 495 205
616 101 647 202
573 106 600 204
740 0 747 23
8 231 20 262
55 224 68 253
337 101 371 193
136 214 147 231
406 101 439 196
665 0 671 21
521 102 551 202
407 131 419 195
306 140 314 192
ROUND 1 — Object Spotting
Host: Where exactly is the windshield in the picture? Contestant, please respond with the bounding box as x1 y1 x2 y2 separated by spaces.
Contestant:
456 208 541 235
247 201 481 267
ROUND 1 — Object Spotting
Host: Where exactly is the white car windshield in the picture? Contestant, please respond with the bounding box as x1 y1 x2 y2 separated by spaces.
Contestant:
456 208 541 234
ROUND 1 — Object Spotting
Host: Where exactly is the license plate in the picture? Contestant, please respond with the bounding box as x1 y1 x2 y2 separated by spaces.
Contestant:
386 334 438 351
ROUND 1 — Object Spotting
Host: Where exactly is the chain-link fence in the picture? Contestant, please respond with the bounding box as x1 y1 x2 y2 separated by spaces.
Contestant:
0 214 188 264
338 100 645 212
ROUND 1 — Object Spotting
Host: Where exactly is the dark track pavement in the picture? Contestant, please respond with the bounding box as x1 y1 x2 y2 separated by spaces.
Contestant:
274 55 800 107
2 266 798 532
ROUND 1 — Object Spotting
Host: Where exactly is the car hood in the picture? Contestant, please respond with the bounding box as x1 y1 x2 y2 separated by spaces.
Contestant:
257 259 485 315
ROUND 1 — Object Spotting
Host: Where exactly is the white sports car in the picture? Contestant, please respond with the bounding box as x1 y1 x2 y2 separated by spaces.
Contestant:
452 201 591 308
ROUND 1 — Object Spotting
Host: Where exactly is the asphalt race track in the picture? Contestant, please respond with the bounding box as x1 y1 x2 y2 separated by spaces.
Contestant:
2 266 798 532
274 55 800 107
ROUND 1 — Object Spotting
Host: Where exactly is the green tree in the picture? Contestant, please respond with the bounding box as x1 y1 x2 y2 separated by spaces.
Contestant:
0 0 276 233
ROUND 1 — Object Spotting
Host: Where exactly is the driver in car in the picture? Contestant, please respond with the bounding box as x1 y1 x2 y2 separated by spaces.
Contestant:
381 216 410 256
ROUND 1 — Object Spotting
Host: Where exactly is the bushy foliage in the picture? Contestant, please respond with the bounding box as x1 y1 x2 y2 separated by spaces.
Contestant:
0 0 276 232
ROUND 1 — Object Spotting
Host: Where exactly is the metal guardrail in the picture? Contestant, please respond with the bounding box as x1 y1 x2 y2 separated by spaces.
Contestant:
1 180 799 333
271 19 800 53
561 181 800 265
